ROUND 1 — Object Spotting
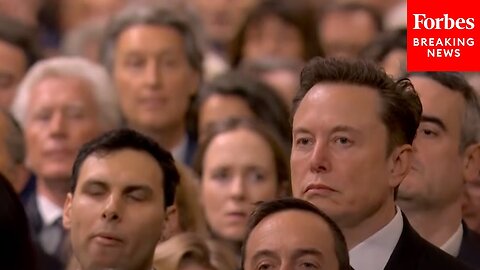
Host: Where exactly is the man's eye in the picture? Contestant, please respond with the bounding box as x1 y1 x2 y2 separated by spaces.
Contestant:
127 191 147 201
295 137 312 145
418 128 438 137
333 136 352 146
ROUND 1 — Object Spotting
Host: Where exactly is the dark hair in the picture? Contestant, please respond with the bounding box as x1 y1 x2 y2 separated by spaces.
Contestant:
229 0 323 67
0 173 38 270
406 72 480 151
100 4 203 75
0 109 25 165
320 2 383 33
293 57 422 154
361 28 407 63
0 15 41 68
241 198 351 270
71 128 180 207
194 118 290 194
196 70 292 148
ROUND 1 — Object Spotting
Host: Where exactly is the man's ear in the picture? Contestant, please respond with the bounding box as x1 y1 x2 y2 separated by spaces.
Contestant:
463 143 480 182
389 144 413 188
63 193 73 229
162 205 179 240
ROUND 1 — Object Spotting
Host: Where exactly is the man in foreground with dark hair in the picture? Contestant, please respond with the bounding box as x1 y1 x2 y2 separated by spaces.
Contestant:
242 198 352 270
290 57 471 269
63 128 180 270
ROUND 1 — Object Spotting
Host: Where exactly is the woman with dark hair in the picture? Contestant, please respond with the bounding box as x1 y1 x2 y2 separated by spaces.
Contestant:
229 0 323 67
195 70 291 150
0 172 38 270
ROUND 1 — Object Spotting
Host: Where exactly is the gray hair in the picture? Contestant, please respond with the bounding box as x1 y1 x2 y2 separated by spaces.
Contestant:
11 56 122 129
61 18 107 59
100 4 204 75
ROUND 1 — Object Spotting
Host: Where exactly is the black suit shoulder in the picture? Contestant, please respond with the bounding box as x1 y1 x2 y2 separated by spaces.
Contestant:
385 215 472 270
458 223 480 269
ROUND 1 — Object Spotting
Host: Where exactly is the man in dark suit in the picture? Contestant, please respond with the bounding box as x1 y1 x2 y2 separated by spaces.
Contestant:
100 5 202 167
398 72 480 269
12 57 122 267
290 57 471 270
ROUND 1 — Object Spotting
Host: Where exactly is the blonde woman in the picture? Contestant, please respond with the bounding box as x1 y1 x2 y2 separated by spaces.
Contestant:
154 233 237 270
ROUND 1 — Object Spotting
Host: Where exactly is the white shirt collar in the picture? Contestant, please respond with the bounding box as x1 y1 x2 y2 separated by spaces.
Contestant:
349 207 403 270
37 194 63 226
170 133 188 163
440 223 463 257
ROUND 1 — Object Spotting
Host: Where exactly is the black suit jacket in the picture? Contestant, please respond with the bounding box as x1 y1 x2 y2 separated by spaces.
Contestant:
23 189 65 270
384 215 472 270
458 223 480 269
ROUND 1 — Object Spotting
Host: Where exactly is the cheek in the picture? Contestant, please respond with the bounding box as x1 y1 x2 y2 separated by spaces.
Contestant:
247 180 278 202
201 180 225 208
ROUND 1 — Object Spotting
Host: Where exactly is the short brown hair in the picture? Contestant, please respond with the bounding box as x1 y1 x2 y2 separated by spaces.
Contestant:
292 57 422 154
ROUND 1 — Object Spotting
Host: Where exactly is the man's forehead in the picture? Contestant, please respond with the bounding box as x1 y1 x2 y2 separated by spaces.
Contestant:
78 150 164 185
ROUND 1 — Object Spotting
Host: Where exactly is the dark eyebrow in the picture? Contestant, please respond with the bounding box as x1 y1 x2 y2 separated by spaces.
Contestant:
292 248 324 260
251 250 278 264
421 115 447 132
123 185 153 195
82 179 108 188
80 179 109 193
330 125 360 134
292 127 312 135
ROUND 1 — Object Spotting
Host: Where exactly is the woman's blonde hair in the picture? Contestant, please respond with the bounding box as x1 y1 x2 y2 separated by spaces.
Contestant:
165 162 208 237
154 233 237 270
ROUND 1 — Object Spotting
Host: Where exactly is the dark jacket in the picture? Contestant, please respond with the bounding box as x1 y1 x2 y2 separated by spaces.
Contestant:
458 223 480 269
384 214 472 270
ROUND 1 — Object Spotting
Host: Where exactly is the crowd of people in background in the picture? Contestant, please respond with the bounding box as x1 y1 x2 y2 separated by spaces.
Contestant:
0 0 479 270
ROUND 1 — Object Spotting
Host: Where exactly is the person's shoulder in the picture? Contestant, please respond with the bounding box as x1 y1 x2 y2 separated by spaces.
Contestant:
386 215 472 270
458 223 480 269
417 238 473 270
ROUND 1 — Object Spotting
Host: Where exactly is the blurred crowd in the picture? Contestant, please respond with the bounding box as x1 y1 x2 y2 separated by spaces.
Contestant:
0 0 479 270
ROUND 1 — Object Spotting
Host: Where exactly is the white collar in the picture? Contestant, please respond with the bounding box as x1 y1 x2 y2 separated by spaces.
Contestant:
170 133 188 163
440 223 463 257
37 194 63 226
349 207 403 270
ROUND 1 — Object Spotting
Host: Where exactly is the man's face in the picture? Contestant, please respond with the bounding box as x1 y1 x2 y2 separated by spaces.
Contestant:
242 15 304 63
113 24 199 132
190 0 257 45
25 76 103 183
398 76 468 209
319 11 379 58
63 149 166 270
291 84 404 227
0 40 27 109
244 210 339 270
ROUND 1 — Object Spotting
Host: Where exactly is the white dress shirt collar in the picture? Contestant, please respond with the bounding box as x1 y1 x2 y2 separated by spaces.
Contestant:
349 207 403 270
440 223 463 257
37 194 63 226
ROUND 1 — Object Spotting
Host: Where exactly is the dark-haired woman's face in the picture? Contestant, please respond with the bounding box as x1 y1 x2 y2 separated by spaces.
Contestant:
201 128 279 242
198 95 255 142
242 15 304 63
